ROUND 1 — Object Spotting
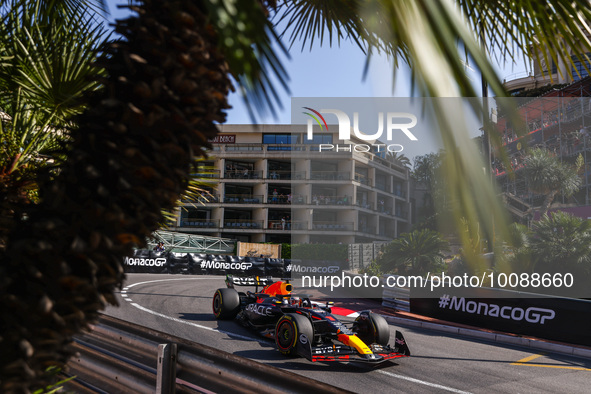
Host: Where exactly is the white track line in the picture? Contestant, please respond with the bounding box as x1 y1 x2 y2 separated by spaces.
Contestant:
129 302 265 343
124 277 215 290
377 370 472 393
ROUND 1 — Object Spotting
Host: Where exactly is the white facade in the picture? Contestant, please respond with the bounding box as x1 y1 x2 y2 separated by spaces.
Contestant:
169 124 412 244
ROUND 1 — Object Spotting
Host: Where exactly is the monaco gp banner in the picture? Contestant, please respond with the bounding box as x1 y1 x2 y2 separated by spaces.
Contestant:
122 250 344 277
123 249 168 273
410 286 591 346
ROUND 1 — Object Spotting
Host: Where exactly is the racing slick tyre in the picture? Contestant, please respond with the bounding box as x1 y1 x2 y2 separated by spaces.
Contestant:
354 311 389 346
212 288 240 320
275 313 313 356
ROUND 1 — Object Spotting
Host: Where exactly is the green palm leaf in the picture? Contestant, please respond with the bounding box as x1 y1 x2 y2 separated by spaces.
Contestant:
377 229 449 275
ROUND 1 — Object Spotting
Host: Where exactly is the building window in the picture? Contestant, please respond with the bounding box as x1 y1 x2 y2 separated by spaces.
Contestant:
263 134 298 150
263 134 298 144
304 133 332 144
571 53 591 81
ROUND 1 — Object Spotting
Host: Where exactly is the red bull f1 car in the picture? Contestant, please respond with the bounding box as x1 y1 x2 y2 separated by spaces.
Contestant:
212 276 410 363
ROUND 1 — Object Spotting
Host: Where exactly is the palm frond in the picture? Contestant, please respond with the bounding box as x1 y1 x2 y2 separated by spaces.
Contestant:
0 4 108 125
458 0 591 83
203 0 290 120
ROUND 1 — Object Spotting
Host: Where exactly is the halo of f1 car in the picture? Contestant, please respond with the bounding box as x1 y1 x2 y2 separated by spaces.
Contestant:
212 275 410 363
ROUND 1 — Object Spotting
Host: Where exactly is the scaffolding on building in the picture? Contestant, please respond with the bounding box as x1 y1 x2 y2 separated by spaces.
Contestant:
492 77 591 221
147 230 236 254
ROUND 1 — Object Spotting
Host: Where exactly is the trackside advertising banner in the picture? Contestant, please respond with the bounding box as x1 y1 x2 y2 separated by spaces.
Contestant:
122 249 345 277
411 286 591 346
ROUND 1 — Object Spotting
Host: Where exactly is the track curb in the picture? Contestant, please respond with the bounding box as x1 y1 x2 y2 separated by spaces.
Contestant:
381 314 591 360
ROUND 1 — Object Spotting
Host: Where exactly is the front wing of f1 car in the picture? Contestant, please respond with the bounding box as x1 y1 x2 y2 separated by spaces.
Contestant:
293 325 410 363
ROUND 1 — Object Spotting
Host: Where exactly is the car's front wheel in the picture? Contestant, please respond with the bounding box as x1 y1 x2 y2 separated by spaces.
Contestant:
275 313 313 356
354 311 390 346
212 288 240 320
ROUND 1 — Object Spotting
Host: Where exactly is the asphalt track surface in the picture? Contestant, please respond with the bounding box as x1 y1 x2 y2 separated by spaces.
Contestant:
104 274 591 393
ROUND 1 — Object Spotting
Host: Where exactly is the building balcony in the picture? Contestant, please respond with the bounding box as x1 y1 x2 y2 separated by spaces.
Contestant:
310 195 352 206
354 201 374 210
312 221 354 231
292 171 307 180
290 221 308 230
181 219 219 228
354 174 373 187
268 220 291 230
310 171 351 181
222 194 264 204
393 189 406 199
267 170 294 180
394 210 409 220
191 170 220 179
223 170 263 179
267 195 292 204
358 225 377 235
375 182 390 192
223 220 264 229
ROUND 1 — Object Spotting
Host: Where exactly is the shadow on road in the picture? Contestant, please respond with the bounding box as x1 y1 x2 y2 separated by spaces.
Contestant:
178 312 216 321
232 349 403 372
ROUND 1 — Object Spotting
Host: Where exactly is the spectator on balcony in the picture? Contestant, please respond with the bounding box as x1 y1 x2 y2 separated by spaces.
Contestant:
272 189 278 203
287 193 292 204
243 168 249 178
281 217 286 230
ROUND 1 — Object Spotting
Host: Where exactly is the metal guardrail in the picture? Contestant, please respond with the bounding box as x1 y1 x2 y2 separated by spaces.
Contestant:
381 275 410 312
65 314 350 393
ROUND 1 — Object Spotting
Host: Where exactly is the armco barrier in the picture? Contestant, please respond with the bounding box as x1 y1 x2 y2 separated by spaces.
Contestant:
410 285 591 347
381 275 410 312
65 314 349 393
123 250 347 278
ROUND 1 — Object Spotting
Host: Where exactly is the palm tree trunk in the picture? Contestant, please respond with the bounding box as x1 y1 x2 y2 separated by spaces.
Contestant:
0 1 231 390
540 190 559 217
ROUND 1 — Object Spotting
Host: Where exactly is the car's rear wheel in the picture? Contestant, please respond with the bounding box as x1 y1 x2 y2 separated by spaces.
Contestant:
354 311 389 346
275 313 313 356
212 288 240 320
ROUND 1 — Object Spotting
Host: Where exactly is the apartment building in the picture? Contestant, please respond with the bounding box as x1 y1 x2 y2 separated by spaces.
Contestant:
495 77 591 221
168 124 412 244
